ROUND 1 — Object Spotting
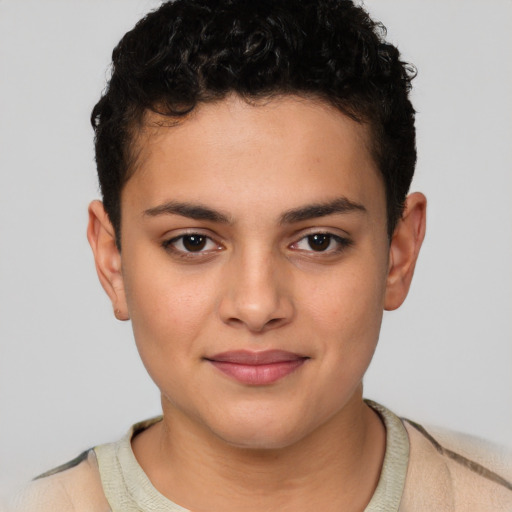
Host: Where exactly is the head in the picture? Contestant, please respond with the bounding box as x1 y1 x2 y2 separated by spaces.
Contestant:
87 0 426 450
91 0 417 248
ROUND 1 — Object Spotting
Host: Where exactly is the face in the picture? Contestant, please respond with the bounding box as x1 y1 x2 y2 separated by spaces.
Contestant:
101 95 397 449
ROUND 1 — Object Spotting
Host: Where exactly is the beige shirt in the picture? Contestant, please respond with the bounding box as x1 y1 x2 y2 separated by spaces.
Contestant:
8 401 512 511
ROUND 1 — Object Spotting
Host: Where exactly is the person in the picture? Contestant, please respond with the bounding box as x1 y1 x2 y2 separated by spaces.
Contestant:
7 0 511 510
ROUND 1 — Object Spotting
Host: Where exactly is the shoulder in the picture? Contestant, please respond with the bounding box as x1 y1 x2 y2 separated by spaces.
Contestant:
7 417 162 512
8 450 110 512
400 418 512 512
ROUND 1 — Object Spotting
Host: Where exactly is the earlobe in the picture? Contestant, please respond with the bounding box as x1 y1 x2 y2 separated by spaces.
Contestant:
384 192 427 311
87 200 130 321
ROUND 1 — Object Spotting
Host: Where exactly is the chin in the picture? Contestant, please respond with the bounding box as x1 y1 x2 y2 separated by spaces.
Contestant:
206 413 315 451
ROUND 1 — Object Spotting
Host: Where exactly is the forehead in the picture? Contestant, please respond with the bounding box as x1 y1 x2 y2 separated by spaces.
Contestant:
123 95 385 221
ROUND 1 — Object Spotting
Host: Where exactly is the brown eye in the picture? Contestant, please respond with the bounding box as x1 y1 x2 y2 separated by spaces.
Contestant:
163 233 219 255
182 235 207 252
307 234 331 251
291 232 352 254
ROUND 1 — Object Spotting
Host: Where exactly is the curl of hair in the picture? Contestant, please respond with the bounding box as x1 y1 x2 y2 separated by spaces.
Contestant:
91 0 417 246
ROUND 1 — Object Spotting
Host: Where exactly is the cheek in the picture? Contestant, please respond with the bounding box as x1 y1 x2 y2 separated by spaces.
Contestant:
124 267 218 403
122 257 219 358
301 257 388 354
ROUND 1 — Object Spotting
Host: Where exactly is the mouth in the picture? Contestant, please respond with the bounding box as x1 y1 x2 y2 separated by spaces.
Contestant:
205 350 309 385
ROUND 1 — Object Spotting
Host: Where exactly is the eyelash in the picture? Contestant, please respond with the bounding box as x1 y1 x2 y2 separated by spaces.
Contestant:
161 231 352 259
162 233 222 259
290 233 353 255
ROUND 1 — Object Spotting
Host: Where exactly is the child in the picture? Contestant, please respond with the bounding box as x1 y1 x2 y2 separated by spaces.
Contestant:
9 0 512 510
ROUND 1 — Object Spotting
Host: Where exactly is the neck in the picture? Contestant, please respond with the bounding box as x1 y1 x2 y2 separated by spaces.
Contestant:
132 389 386 512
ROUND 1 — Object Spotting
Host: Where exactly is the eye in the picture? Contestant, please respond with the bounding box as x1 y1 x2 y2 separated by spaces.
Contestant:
163 234 220 254
291 233 352 253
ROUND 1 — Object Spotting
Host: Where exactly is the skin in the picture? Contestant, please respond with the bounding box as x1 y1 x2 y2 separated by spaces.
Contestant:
88 95 426 511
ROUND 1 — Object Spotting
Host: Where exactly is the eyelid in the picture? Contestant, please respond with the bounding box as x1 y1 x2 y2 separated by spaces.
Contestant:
162 230 224 257
288 229 353 253
288 224 351 238
160 228 352 258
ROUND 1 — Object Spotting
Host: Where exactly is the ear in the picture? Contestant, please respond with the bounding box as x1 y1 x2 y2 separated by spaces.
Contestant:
87 200 130 320
384 192 427 311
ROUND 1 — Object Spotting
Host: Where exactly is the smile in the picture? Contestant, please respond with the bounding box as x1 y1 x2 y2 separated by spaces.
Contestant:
205 350 309 385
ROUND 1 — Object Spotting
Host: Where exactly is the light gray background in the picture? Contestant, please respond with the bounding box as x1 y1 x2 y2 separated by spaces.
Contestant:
1 0 511 497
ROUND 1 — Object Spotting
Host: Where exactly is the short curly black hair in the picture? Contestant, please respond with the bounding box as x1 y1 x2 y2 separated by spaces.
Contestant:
91 0 416 247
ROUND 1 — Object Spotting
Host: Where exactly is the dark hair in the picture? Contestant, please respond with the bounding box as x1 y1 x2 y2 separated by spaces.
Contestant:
91 0 416 246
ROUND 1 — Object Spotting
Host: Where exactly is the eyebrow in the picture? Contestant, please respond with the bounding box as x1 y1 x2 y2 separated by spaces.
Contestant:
279 197 367 224
143 196 366 224
144 201 232 223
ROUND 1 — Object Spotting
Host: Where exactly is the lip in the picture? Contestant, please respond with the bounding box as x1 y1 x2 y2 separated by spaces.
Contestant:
205 350 309 385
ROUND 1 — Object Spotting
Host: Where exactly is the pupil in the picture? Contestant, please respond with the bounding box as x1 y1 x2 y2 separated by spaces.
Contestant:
183 235 206 252
308 234 330 251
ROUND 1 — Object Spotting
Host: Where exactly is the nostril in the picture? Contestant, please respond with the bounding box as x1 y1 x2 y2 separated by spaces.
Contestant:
217 270 295 332
223 313 289 333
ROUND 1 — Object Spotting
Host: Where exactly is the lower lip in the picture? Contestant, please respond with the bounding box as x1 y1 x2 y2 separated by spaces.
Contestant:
209 359 307 385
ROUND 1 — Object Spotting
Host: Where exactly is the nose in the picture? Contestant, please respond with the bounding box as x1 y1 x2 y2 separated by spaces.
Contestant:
218 249 295 333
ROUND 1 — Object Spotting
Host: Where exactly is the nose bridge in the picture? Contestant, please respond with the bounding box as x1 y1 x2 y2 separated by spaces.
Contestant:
219 243 293 332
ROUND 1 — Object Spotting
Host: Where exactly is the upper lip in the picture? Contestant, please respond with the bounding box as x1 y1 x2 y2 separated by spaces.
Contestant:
206 350 308 365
